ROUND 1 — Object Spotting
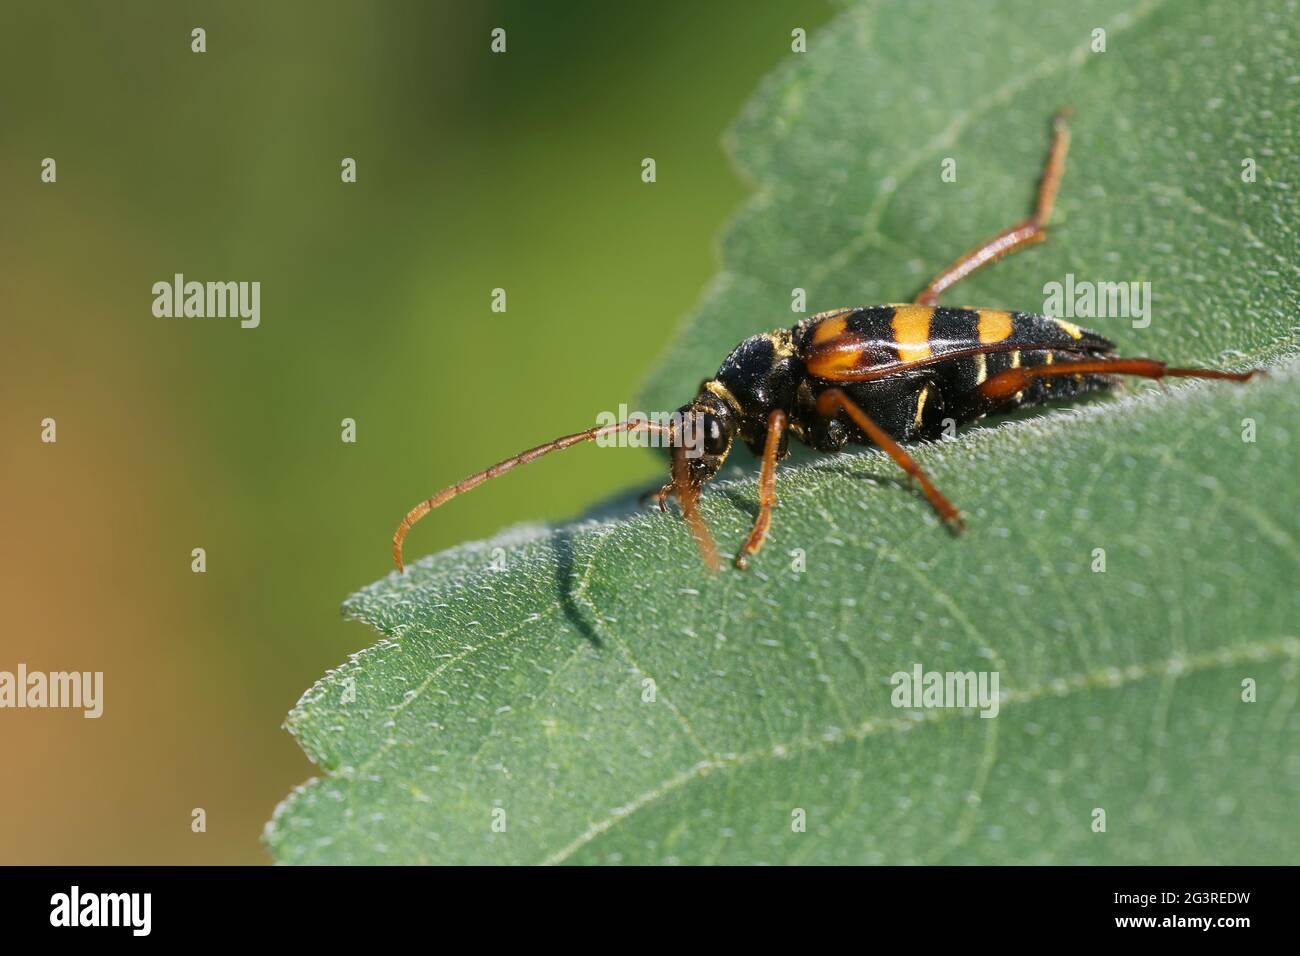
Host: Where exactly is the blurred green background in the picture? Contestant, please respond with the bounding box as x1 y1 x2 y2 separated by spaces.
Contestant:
1 1 830 862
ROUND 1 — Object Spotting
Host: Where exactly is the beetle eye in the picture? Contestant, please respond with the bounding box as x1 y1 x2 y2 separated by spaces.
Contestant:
701 414 729 455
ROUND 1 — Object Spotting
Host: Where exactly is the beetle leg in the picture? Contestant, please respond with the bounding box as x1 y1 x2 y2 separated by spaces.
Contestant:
977 357 1262 403
815 388 965 532
736 409 788 569
638 481 675 511
914 109 1071 307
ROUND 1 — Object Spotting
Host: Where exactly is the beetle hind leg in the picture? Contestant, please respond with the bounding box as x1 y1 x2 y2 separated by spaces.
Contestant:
977 357 1262 404
914 109 1071 307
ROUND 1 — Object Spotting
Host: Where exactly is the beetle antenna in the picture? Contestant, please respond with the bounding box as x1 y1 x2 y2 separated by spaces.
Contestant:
393 419 671 572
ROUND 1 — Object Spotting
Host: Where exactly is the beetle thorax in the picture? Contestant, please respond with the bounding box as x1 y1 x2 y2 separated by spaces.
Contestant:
710 330 802 436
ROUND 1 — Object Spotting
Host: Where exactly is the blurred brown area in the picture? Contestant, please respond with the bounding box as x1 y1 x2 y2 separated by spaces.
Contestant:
0 1 829 862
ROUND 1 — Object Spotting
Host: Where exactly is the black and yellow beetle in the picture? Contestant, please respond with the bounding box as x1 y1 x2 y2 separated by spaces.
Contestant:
393 111 1262 572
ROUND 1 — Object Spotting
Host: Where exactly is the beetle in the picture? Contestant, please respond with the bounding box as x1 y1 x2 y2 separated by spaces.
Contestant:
392 111 1262 572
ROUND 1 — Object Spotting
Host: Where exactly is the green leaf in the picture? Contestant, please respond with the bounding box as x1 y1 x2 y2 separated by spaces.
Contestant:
266 0 1300 864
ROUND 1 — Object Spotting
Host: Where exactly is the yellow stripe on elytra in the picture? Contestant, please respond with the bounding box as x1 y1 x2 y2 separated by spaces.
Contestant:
891 305 933 362
913 385 929 429
805 348 858 377
809 311 850 345
1053 318 1084 340
977 309 1013 344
